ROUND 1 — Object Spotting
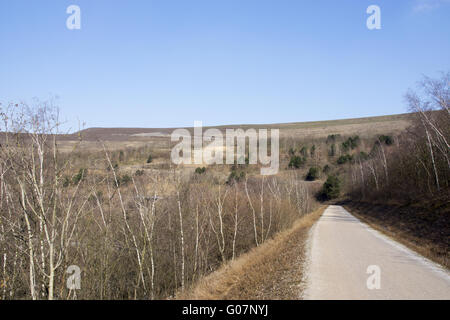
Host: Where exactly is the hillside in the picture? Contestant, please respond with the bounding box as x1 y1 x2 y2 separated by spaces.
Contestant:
71 113 413 141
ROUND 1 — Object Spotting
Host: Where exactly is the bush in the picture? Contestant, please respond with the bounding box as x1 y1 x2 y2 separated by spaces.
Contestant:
337 154 353 165
195 167 206 174
310 145 316 157
351 136 360 148
299 146 308 157
319 175 341 200
329 144 336 157
146 155 153 163
114 174 132 187
378 135 394 145
288 155 306 169
135 169 145 176
72 168 87 185
326 134 341 144
358 151 369 161
62 176 71 188
323 164 331 174
227 168 245 184
306 167 320 181
341 136 360 151
121 174 132 185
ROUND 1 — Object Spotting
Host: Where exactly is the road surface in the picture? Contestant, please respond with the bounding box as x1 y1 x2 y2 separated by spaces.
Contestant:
303 205 450 299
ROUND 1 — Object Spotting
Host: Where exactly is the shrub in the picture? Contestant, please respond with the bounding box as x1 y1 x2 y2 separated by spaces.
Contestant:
319 175 341 200
337 154 353 165
195 167 206 174
135 169 145 176
122 174 132 185
306 167 320 181
341 136 360 151
288 156 306 169
299 146 308 157
329 144 336 157
72 168 87 185
323 164 331 174
358 151 369 161
326 134 341 144
62 176 71 188
227 168 245 184
114 174 132 187
146 155 153 163
378 135 394 145
350 136 360 148
310 145 316 157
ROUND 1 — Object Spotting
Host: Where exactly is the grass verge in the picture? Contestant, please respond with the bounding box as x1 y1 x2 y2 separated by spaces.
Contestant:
176 206 326 300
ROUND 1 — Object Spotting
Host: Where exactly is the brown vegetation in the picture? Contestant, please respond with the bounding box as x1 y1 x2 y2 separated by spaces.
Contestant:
346 73 449 203
0 101 318 300
177 206 325 300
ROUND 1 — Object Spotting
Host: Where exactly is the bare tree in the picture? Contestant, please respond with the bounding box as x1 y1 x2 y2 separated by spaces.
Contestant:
245 178 259 247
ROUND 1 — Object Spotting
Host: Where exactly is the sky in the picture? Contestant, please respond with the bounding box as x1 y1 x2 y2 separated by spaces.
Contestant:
1 0 449 132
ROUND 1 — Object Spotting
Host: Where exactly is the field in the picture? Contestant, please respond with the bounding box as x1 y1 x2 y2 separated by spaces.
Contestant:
56 112 414 178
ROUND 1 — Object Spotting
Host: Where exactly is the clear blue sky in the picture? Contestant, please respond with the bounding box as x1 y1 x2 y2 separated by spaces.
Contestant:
1 0 449 131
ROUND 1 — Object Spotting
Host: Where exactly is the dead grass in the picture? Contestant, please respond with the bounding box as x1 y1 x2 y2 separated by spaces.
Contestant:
60 113 413 143
177 206 326 300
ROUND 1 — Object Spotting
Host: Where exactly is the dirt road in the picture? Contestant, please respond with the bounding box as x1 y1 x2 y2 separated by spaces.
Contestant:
303 205 450 299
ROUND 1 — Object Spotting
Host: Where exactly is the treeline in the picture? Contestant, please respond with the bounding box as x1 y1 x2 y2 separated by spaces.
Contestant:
347 73 449 202
0 102 316 300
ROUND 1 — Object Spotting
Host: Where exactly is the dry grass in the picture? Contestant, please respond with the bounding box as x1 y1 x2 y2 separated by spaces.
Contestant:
59 113 413 144
177 206 326 300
